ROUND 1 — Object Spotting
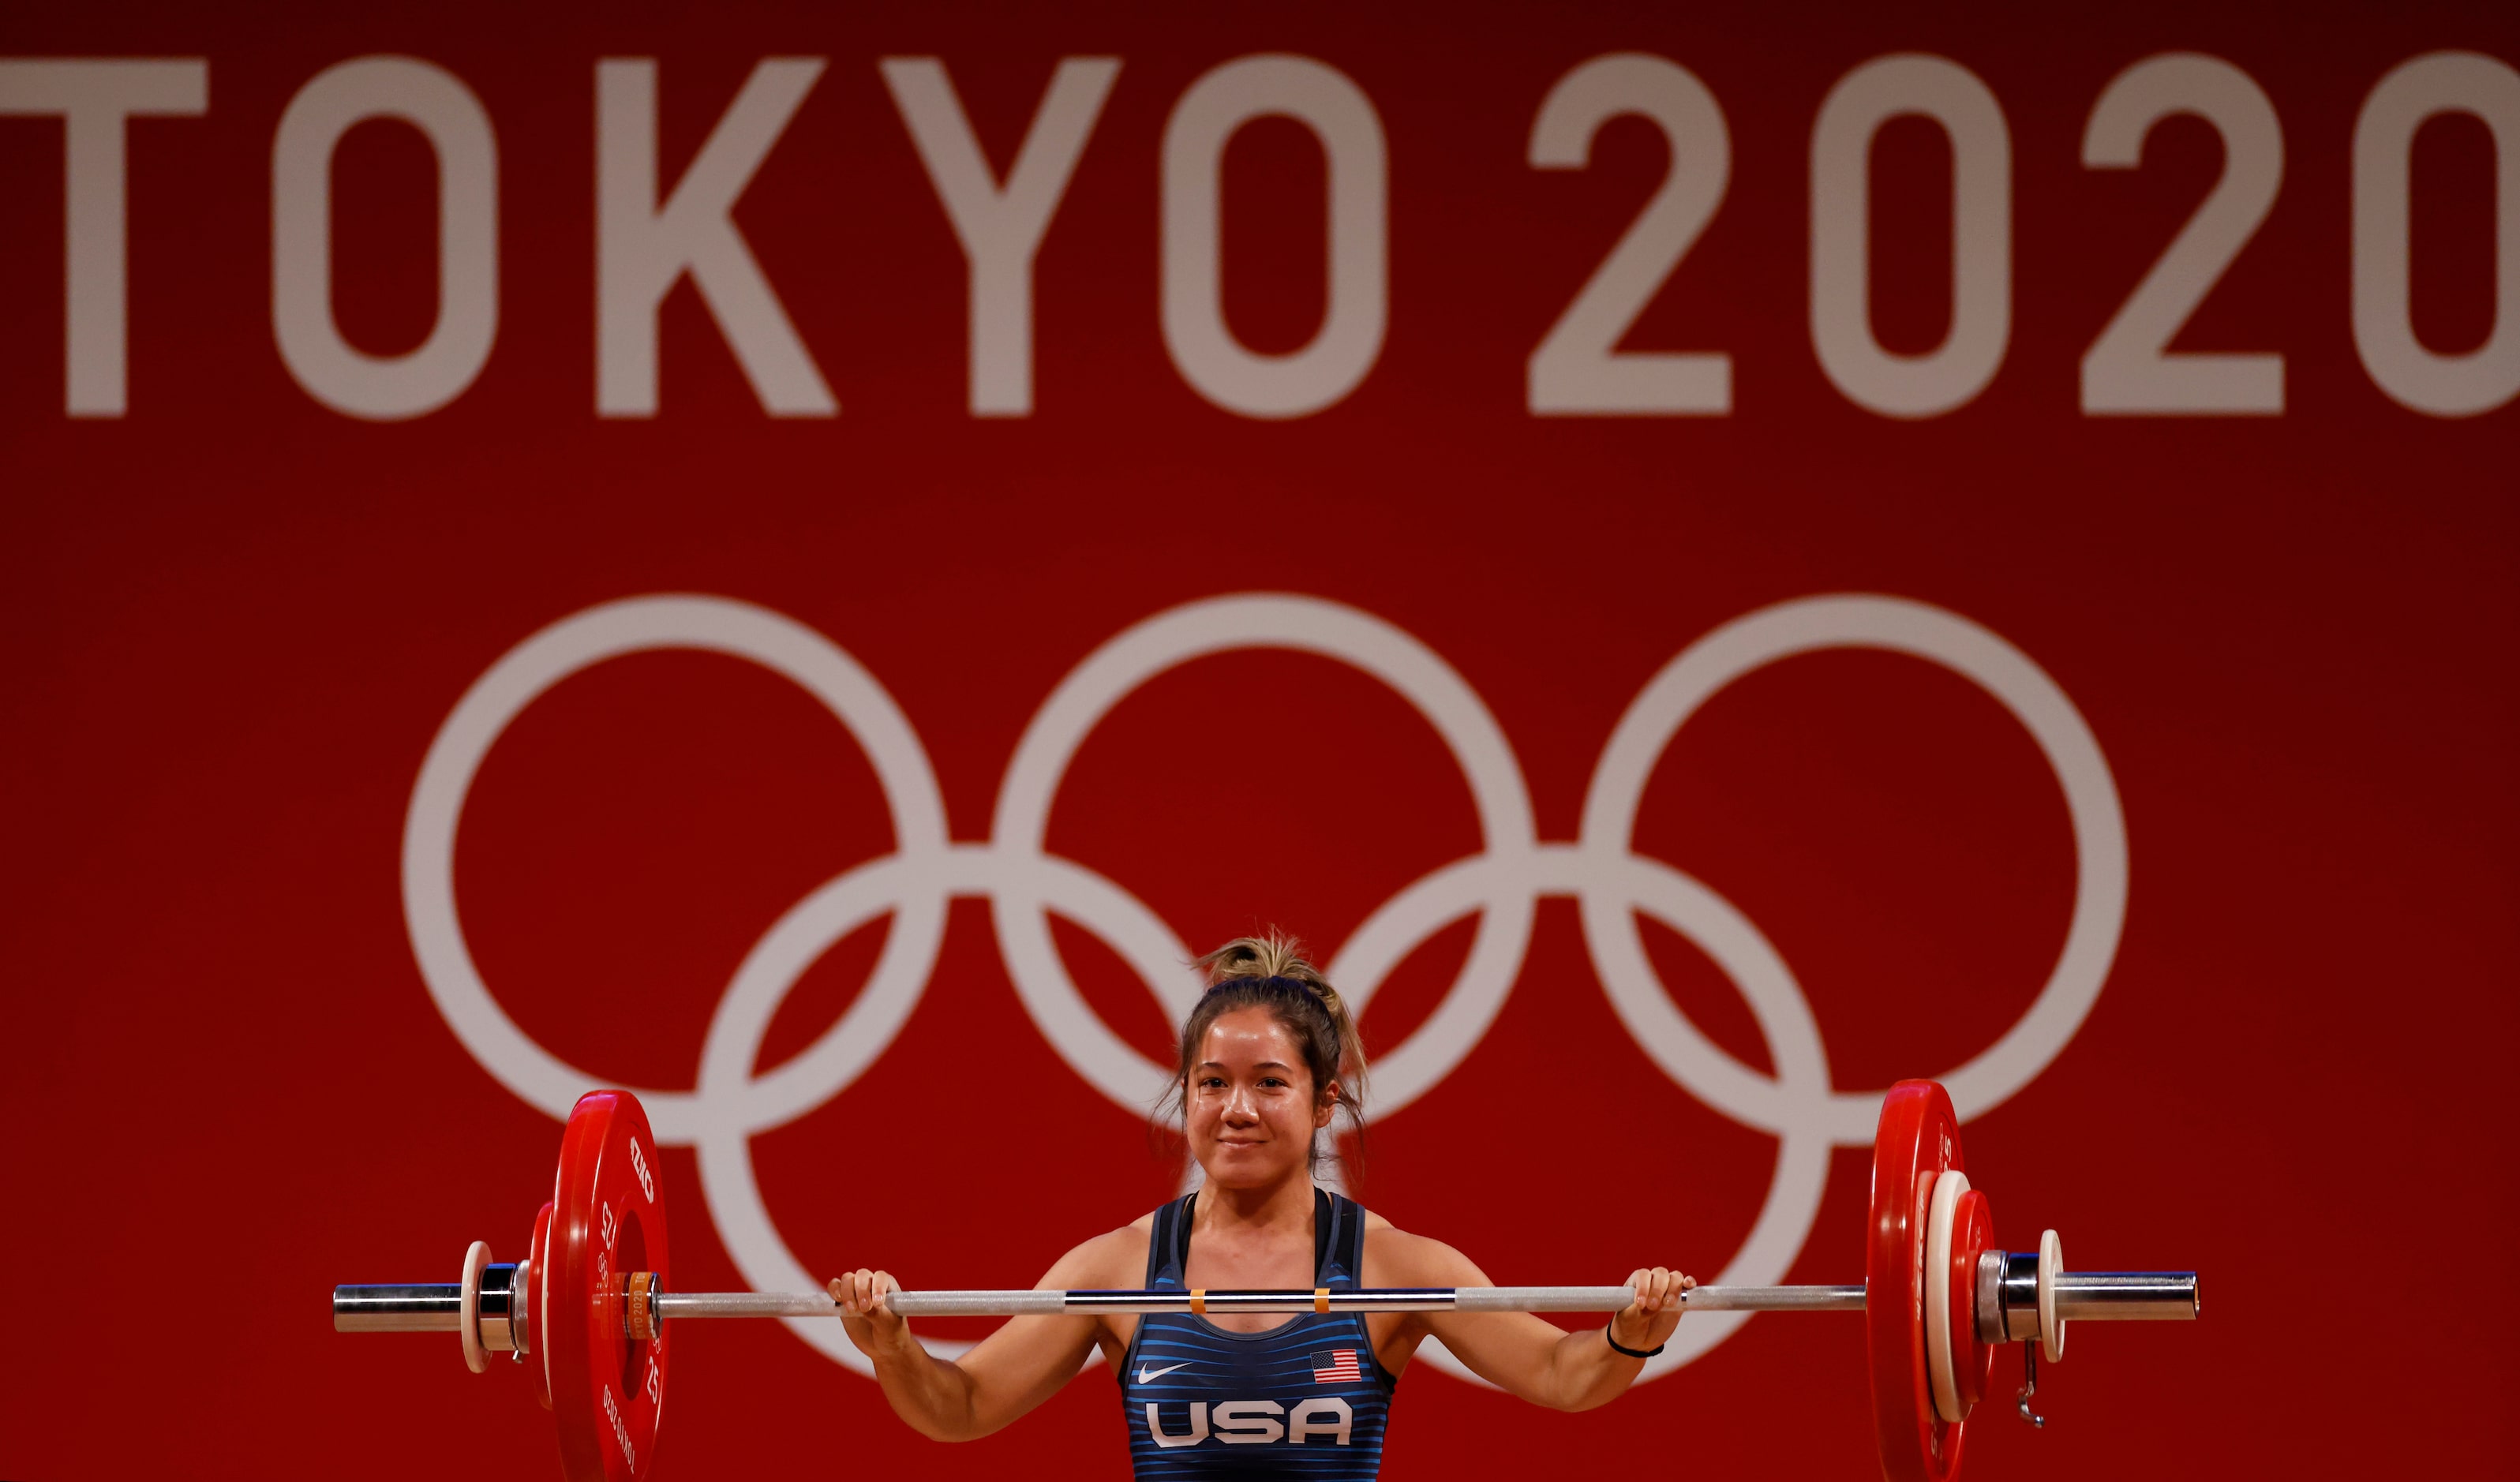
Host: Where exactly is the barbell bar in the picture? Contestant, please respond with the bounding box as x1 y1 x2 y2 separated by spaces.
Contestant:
328 1082 2200 1482
335 1274 2195 1325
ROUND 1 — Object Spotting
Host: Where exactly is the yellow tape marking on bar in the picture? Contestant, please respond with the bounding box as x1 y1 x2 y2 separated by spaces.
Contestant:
1316 1288 1330 1313
1191 1290 1206 1315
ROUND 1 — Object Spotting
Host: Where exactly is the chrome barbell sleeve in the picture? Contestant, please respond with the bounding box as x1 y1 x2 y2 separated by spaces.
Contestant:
334 1283 465 1332
335 1265 529 1346
2050 1272 2199 1323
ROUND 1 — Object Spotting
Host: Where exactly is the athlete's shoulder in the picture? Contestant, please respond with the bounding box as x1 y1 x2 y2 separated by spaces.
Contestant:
1039 1218 1155 1289
1357 1218 1490 1286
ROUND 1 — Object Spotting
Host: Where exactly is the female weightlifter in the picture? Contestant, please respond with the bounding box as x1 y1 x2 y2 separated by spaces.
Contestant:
829 932 1694 1476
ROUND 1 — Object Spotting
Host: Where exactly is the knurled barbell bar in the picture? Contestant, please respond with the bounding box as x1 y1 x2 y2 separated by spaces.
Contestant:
331 1082 2198 1482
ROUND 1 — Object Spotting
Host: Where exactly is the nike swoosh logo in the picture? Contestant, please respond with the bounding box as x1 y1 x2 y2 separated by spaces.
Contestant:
1135 1361 1193 1385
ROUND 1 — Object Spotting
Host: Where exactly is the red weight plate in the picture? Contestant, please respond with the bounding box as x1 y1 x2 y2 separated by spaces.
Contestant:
547 1091 672 1482
1948 1188 1995 1413
1868 1080 1968 1482
530 1201 556 1413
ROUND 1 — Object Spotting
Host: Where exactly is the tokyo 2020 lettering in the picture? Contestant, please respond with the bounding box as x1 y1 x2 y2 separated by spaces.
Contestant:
3 49 2513 420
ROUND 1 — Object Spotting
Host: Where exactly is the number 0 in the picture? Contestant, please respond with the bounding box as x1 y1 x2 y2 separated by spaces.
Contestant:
1808 54 2013 420
2351 51 2520 417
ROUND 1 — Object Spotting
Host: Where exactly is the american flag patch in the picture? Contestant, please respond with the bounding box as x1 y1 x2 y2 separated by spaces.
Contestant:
1309 1348 1362 1383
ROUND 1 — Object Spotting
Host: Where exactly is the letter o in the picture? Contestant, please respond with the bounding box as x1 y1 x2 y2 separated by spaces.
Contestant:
272 56 498 421
1809 54 2012 419
2351 51 2520 417
1160 54 1387 419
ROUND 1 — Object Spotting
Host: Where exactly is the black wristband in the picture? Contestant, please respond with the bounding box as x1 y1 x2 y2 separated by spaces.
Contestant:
1604 1322 1664 1360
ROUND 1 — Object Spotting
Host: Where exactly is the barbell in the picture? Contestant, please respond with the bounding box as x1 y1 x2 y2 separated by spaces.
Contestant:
331 1082 2198 1482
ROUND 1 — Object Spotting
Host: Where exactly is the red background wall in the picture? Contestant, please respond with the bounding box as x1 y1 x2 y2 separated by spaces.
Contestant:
2 3 2513 1480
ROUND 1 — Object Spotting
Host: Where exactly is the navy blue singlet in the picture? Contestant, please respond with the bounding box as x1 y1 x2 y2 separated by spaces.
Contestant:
1121 1190 1399 1480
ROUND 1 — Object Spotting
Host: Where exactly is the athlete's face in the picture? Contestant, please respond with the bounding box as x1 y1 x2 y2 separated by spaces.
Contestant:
1185 1007 1335 1190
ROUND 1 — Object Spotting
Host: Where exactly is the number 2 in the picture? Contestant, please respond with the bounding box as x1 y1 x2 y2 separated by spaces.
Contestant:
1526 53 1732 415
2080 53 2286 415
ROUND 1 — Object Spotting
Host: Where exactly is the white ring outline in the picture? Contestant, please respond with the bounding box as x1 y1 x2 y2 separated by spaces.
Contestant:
402 595 953 1145
1578 595 2128 1141
990 593 1540 1125
400 589 2128 1386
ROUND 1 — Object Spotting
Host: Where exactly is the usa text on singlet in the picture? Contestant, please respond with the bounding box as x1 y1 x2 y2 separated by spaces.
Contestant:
1121 1191 1399 1480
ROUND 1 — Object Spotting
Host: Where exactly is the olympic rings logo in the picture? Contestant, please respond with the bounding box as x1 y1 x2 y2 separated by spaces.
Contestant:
403 592 2125 1388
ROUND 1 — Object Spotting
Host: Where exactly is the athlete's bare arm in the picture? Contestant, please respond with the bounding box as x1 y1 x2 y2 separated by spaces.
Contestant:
1361 1217 1691 1412
829 1215 1154 1442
